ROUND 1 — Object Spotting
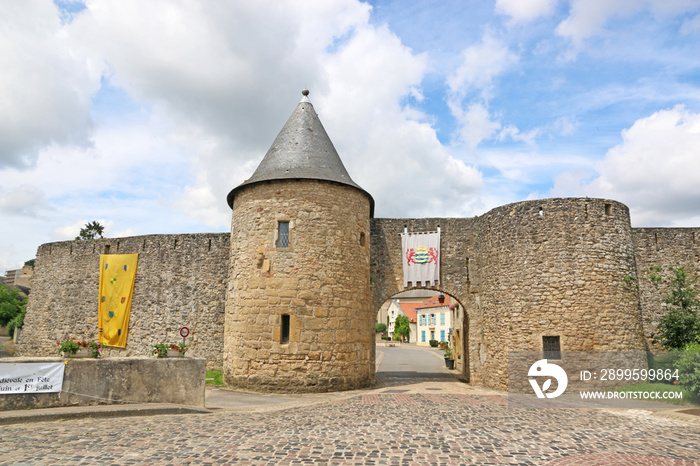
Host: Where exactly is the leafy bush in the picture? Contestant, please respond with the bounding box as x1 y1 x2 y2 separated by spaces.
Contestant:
674 343 700 401
0 284 26 327
650 351 684 383
429 339 438 347
6 307 26 338
375 323 387 333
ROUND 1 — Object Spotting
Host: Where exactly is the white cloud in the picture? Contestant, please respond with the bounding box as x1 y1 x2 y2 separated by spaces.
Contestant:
451 103 502 150
446 33 519 150
553 116 579 136
0 0 101 168
681 14 700 34
495 0 559 24
556 0 700 57
0 185 49 217
561 106 700 225
317 23 483 218
447 33 519 101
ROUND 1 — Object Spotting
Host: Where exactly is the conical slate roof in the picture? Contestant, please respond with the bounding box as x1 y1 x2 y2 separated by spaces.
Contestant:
227 90 374 216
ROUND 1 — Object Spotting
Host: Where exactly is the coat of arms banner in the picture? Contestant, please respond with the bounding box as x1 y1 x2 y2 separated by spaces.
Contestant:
401 230 440 287
98 254 138 348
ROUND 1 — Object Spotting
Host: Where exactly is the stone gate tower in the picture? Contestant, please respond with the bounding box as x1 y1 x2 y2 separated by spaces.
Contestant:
224 90 375 392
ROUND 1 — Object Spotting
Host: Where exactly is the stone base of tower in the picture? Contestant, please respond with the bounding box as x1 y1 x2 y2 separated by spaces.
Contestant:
223 371 375 393
223 355 375 393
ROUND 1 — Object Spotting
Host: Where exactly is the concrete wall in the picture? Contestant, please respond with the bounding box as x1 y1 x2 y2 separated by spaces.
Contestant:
0 357 206 410
17 234 229 370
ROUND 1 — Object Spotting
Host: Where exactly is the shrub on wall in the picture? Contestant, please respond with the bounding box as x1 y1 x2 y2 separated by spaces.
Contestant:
655 266 700 350
674 342 700 401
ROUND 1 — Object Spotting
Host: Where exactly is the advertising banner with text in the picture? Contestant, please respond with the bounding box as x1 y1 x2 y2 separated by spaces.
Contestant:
0 362 65 394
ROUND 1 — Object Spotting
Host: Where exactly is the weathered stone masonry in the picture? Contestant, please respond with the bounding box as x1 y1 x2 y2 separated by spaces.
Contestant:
19 234 229 368
225 180 373 392
16 92 700 392
19 199 700 389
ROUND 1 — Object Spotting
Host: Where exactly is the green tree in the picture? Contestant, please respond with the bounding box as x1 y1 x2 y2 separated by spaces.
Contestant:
75 221 105 240
0 283 26 328
24 258 35 267
375 323 387 333
656 266 700 350
392 315 410 342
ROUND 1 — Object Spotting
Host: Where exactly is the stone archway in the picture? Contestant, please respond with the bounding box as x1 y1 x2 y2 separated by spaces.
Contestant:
374 288 470 383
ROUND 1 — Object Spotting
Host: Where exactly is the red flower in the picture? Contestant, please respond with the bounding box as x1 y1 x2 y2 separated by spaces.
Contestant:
673 381 678 385
70 337 75 340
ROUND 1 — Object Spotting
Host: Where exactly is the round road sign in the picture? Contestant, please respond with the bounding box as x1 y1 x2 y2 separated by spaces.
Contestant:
180 327 190 338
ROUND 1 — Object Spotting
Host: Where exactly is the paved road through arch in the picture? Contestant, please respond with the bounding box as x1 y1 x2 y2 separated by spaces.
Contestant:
376 344 454 387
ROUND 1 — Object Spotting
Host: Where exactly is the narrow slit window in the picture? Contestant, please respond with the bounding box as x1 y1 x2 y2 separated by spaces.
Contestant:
543 336 561 360
281 314 290 343
277 221 289 248
605 203 612 216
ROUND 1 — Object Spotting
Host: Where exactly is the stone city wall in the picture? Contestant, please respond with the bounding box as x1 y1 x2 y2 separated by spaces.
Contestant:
17 234 229 370
473 198 647 389
15 197 699 391
371 198 650 390
632 228 700 348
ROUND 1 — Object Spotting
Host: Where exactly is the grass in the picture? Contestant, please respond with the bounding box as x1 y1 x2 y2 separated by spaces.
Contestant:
611 382 698 406
206 370 224 386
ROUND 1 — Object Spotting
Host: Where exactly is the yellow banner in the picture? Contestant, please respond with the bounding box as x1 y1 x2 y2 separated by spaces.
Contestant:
98 254 138 348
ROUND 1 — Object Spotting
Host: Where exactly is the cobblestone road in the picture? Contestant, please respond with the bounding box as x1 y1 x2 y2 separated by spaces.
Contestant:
1 381 699 465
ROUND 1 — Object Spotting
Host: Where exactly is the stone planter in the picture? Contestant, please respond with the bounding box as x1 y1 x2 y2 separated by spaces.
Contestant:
167 349 184 357
62 348 91 358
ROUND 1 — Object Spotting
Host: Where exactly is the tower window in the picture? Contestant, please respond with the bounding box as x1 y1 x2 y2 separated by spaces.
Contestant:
543 336 561 360
277 221 289 248
605 203 613 216
281 314 290 343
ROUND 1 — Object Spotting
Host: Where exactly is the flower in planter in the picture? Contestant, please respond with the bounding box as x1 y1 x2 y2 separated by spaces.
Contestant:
57 338 101 357
151 342 188 358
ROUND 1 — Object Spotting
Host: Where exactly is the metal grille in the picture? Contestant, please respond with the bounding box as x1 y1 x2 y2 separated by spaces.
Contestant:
543 336 561 360
277 221 289 248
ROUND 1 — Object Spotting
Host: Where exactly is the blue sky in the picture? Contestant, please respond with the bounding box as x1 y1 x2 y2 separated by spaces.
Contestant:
1 0 700 273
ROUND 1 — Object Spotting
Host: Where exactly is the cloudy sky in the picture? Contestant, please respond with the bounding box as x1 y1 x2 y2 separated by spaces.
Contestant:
1 0 700 273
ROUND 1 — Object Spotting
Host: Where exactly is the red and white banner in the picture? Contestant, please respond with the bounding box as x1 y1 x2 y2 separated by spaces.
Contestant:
401 231 440 287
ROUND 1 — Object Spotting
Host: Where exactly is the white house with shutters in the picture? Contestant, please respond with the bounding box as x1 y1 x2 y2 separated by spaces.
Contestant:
415 294 453 346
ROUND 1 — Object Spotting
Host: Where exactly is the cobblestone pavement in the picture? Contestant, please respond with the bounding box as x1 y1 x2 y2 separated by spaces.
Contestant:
1 381 699 465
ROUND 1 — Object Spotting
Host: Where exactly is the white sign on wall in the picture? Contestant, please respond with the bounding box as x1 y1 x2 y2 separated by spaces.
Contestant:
0 363 65 394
